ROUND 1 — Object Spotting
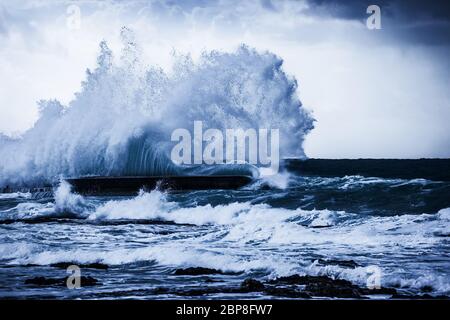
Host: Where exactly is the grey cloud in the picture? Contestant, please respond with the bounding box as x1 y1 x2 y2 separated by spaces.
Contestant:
305 0 450 22
304 0 450 45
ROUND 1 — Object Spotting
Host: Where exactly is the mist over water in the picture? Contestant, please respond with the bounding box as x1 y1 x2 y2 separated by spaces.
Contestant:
0 28 313 187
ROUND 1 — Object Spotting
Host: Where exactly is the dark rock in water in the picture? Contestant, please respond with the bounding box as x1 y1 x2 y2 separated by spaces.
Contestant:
78 276 100 286
25 276 100 287
145 274 402 299
268 274 396 298
153 269 403 299
360 287 397 295
259 184 274 191
391 293 449 300
240 278 265 292
305 279 362 298
420 285 433 293
240 278 309 298
267 274 335 285
265 287 311 299
25 276 63 286
84 262 109 270
317 259 360 269
204 277 224 283
50 262 109 270
174 267 224 275
151 287 170 295
175 287 233 296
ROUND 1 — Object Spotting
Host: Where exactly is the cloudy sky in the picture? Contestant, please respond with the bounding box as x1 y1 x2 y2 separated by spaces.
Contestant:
0 0 449 158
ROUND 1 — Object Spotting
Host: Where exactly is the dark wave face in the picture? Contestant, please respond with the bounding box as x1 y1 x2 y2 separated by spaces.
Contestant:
255 176 450 216
0 163 449 299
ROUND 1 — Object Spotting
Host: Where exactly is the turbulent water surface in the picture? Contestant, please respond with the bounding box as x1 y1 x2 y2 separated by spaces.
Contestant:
0 34 449 299
0 169 449 299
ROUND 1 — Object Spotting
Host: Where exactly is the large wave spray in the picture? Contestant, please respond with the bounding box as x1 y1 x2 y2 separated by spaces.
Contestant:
0 28 314 186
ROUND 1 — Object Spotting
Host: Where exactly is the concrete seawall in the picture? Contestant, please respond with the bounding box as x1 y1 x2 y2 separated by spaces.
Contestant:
66 175 253 195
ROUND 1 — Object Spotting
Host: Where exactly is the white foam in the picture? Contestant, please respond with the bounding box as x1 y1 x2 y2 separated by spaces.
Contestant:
1 186 448 295
259 171 291 189
0 201 55 220
54 180 91 215
0 192 31 199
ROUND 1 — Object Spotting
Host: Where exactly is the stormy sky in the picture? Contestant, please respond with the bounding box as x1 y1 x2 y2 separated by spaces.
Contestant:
0 0 449 158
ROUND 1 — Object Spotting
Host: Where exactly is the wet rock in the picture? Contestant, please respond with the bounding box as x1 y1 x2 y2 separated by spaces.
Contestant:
259 183 274 190
241 278 309 298
240 278 265 292
78 276 100 286
25 276 100 287
25 276 63 286
83 262 109 270
391 294 449 300
174 267 224 275
147 274 401 299
204 277 224 283
175 287 235 296
317 259 360 269
269 274 396 298
265 287 311 299
50 262 109 270
305 280 362 298
360 287 397 295
420 285 433 293
157 268 404 299
268 274 342 286
151 287 170 295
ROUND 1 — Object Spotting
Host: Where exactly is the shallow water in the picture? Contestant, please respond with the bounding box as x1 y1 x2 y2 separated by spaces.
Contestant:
0 173 449 299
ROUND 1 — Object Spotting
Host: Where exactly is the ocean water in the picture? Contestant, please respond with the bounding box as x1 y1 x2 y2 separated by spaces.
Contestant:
0 169 449 299
0 34 448 299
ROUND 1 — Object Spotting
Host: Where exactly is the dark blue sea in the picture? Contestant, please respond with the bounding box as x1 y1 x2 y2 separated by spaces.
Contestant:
0 159 449 299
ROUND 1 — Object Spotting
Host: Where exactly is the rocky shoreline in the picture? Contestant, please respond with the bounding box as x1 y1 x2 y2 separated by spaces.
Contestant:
21 264 449 300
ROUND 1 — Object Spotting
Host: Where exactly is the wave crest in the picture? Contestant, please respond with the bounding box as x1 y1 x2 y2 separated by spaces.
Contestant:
0 30 313 186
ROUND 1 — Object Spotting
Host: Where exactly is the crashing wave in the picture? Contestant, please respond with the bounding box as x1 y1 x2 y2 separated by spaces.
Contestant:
0 28 314 187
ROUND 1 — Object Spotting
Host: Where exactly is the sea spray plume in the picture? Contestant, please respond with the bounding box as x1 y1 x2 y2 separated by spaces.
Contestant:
0 29 314 187
167 46 315 158
0 38 177 186
54 180 92 216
